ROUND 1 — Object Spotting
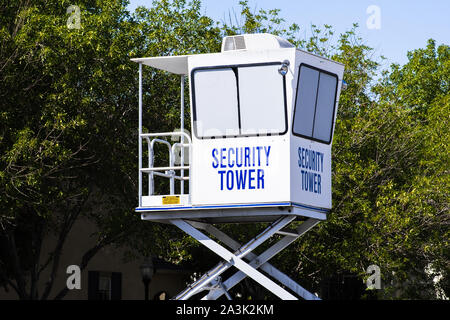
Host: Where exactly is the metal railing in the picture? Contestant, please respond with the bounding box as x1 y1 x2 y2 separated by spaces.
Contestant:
138 131 192 206
138 63 189 207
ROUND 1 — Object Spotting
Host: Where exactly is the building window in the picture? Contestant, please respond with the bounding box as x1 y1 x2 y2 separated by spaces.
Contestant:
88 271 122 300
192 62 287 139
292 64 338 144
98 274 111 300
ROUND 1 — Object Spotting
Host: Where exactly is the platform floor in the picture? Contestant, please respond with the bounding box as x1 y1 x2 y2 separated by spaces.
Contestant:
137 202 328 224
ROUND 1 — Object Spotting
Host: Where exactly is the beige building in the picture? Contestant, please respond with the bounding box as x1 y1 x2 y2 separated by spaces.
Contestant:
0 216 191 300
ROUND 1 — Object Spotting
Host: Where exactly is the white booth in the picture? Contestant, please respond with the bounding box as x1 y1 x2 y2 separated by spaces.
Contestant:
132 33 344 300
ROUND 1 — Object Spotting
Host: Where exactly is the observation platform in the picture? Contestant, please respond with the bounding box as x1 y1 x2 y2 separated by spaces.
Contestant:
137 201 328 224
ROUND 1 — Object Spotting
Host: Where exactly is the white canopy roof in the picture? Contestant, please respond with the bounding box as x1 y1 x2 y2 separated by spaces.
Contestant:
131 55 190 75
130 34 296 75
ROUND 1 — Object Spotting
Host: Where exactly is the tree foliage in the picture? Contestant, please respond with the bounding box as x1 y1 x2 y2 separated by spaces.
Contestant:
0 0 220 299
0 0 448 299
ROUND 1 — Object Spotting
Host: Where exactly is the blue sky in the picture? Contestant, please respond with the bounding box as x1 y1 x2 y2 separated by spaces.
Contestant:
128 0 449 67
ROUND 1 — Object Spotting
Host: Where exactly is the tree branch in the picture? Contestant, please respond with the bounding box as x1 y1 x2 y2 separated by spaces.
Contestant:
39 192 91 300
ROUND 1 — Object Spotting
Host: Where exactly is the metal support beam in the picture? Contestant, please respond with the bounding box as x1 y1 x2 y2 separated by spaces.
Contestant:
201 219 320 300
170 217 297 300
276 228 300 237
180 75 185 194
138 63 143 207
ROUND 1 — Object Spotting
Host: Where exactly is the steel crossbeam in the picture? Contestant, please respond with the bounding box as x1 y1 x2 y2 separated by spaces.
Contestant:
170 216 320 300
171 216 296 300
201 218 320 300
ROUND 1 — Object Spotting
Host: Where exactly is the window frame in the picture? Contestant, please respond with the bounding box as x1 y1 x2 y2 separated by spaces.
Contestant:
292 63 339 145
191 62 288 139
88 271 122 300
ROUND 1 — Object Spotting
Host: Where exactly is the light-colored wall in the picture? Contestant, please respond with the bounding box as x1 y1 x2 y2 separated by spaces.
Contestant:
0 216 190 300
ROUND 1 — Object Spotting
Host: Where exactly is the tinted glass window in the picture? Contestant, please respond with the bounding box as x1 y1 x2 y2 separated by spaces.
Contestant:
238 65 286 135
292 66 319 137
193 68 239 138
293 65 337 144
193 63 287 139
313 72 337 141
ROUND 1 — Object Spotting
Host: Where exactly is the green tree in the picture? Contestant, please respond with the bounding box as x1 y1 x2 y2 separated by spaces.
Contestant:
279 36 449 300
0 0 140 300
209 2 448 299
1 0 447 300
0 0 221 299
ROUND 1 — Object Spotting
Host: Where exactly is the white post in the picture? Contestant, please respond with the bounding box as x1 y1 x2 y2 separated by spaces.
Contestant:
138 63 143 207
180 75 185 194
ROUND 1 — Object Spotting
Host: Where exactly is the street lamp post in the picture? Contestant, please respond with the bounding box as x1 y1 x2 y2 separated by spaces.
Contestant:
140 257 155 301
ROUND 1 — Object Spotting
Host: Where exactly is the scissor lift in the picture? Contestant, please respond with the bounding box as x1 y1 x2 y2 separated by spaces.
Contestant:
132 33 344 300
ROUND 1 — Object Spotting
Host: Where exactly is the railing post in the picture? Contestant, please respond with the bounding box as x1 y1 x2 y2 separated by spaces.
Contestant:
138 63 143 206
139 132 191 202
180 75 185 194
148 139 154 195
169 146 175 195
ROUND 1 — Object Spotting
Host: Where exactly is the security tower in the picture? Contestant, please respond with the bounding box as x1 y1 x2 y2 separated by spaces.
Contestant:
132 33 345 300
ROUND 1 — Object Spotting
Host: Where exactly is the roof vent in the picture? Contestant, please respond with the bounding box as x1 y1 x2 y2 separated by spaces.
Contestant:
221 33 294 52
223 35 246 51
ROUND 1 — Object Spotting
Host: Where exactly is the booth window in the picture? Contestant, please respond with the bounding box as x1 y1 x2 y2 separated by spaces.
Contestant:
192 63 287 138
292 64 338 144
192 68 240 137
